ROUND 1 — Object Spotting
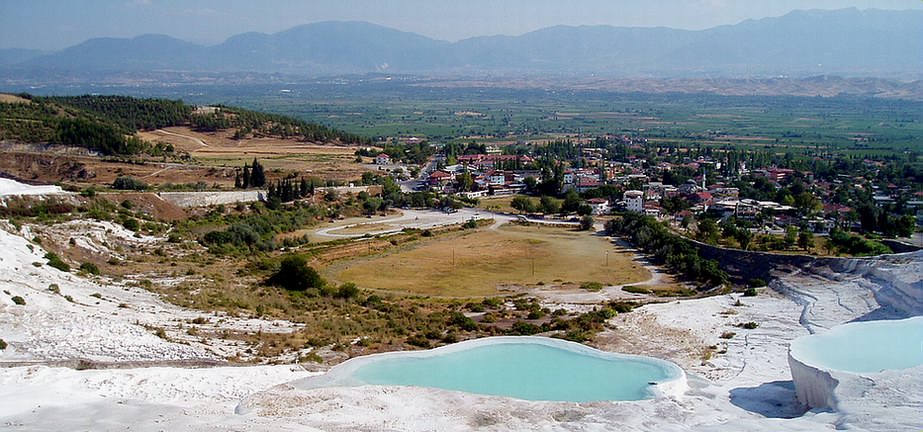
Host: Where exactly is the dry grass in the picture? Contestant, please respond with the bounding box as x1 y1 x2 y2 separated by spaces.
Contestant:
325 223 650 297
138 127 370 181
0 93 31 104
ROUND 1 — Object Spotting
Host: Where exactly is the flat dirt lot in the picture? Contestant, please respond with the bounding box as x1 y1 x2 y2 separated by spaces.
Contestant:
325 223 650 297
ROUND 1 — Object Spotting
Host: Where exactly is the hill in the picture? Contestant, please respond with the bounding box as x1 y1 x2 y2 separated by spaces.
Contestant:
0 94 369 155
3 8 922 78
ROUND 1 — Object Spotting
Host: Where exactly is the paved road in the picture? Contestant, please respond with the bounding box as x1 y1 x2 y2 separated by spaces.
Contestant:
313 207 579 239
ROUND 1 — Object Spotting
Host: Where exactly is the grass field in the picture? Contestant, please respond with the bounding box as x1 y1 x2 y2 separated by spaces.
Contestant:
325 223 650 297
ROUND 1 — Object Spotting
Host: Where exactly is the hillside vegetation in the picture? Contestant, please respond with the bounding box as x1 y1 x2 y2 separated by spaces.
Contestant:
0 94 369 155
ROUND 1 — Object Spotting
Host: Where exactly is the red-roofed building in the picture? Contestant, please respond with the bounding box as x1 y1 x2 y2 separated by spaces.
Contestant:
428 170 454 186
457 154 534 169
375 154 391 165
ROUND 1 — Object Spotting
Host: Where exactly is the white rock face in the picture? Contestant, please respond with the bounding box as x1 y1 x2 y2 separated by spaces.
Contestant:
0 178 68 197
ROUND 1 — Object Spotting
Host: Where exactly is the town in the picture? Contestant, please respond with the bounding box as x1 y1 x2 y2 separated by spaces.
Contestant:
367 134 920 256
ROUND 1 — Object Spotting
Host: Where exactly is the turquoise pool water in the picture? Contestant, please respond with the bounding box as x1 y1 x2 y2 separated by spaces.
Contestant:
312 337 683 402
790 316 923 374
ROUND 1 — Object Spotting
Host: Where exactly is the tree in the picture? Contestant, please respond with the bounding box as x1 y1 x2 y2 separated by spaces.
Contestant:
561 190 583 214
242 164 251 188
269 254 325 292
696 218 720 245
735 228 753 251
798 227 814 251
363 197 384 215
579 216 594 231
539 195 559 215
576 204 593 216
457 171 474 192
510 196 535 213
523 176 537 193
250 158 266 187
784 226 798 249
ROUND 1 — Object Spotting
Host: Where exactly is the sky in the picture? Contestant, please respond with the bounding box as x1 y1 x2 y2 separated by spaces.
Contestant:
1 0 919 50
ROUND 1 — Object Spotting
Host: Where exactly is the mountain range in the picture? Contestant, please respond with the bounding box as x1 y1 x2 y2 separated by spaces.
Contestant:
2 8 921 78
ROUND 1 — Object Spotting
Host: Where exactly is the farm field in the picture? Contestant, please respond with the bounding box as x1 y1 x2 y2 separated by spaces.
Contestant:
325 223 650 297
138 127 371 182
51 82 916 159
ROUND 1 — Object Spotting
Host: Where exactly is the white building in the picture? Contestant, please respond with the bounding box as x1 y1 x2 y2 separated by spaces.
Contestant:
624 190 644 213
587 198 611 215
375 154 391 165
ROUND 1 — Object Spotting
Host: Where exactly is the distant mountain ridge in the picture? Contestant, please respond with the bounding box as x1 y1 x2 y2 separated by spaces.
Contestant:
5 8 922 78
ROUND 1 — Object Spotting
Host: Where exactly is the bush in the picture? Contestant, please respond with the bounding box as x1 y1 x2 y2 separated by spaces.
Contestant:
334 282 361 300
579 216 594 231
580 281 604 292
11 296 26 305
719 331 736 339
406 334 431 348
740 322 759 329
747 278 767 288
122 217 140 231
0 339 6 350
622 285 651 294
743 287 758 297
510 321 541 335
268 254 325 292
112 176 146 191
448 312 479 331
44 252 70 272
79 262 100 275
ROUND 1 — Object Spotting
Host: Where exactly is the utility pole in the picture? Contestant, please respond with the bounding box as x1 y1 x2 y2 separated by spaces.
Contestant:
531 258 535 276
606 251 609 267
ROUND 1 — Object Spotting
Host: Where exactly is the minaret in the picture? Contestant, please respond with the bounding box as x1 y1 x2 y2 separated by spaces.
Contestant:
702 168 706 190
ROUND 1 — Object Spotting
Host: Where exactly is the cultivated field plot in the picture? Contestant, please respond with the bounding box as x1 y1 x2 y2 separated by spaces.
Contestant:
326 223 650 297
139 127 370 181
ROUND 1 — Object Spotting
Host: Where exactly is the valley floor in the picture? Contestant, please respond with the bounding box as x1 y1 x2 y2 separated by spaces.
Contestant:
0 184 920 431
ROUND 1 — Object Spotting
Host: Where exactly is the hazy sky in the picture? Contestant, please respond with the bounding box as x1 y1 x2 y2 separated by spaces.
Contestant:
1 0 919 50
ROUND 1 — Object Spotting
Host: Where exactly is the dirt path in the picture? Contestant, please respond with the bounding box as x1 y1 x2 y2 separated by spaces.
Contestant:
154 129 209 147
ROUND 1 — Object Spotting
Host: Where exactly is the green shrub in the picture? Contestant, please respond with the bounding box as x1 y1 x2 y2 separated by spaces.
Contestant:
740 322 759 329
743 287 758 297
334 282 361 300
79 262 100 275
44 252 70 272
122 218 140 231
0 339 7 350
11 296 26 305
406 334 431 348
748 278 767 288
579 216 594 231
448 312 478 331
510 321 541 335
112 176 146 191
580 281 604 292
268 254 325 292
481 297 503 308
622 285 651 294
